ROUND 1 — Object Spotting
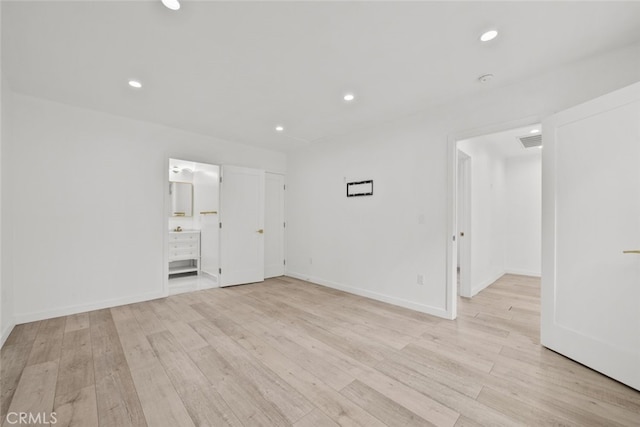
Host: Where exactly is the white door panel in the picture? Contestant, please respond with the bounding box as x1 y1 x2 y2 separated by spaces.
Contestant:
265 173 285 278
542 82 640 390
219 166 265 287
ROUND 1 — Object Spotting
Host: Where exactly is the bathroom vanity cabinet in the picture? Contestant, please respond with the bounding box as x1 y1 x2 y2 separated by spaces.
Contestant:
168 230 201 275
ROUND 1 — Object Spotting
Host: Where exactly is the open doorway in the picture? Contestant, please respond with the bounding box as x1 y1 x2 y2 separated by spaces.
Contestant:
167 158 220 295
454 124 542 300
165 159 286 295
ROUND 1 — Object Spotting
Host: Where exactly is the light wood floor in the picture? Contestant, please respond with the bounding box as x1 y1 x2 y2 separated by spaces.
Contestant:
2 275 639 426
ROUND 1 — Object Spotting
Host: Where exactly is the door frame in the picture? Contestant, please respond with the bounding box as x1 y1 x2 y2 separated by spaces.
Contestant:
457 150 472 298
446 116 541 319
163 155 170 297
264 172 286 279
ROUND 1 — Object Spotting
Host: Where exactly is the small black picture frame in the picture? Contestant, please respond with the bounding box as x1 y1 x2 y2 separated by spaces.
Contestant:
347 180 373 197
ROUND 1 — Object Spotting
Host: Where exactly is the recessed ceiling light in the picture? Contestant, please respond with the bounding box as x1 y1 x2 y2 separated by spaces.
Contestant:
530 129 540 134
275 126 284 132
480 30 498 42
343 93 355 102
128 80 142 89
162 0 181 11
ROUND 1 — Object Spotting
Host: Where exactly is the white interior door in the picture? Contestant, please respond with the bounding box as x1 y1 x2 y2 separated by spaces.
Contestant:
219 166 265 287
542 82 640 390
265 173 285 278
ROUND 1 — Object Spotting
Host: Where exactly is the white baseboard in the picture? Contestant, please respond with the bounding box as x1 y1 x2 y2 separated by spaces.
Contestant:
504 268 541 278
13 290 168 325
1 320 16 348
286 271 450 319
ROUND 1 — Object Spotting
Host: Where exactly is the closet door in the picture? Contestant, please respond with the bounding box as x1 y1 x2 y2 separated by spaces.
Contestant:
265 173 285 278
219 166 265 287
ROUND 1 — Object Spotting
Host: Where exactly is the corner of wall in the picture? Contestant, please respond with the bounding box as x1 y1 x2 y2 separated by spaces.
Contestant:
471 270 505 297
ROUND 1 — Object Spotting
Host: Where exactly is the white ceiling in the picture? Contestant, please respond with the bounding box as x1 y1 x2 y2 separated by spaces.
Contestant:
3 1 640 152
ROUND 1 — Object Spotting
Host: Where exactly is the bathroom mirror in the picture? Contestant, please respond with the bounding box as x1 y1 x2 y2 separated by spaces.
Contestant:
170 182 193 217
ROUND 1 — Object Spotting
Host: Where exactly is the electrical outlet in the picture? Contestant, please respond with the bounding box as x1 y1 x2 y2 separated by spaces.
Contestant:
417 274 424 285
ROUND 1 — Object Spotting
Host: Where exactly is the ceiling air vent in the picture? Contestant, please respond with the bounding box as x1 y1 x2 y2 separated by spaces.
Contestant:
518 134 542 149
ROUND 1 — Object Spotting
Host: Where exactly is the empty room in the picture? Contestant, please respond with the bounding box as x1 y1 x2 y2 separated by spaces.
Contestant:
1 1 639 426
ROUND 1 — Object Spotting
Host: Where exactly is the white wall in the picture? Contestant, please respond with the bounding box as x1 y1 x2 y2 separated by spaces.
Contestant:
1 0 17 344
457 141 508 295
286 42 640 318
6 94 285 324
506 154 542 276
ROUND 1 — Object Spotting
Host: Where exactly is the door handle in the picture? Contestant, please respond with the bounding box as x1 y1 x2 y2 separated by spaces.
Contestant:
257 229 264 234
623 250 640 254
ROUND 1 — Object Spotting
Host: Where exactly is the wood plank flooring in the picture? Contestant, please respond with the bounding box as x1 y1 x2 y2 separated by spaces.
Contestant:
2 274 639 426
